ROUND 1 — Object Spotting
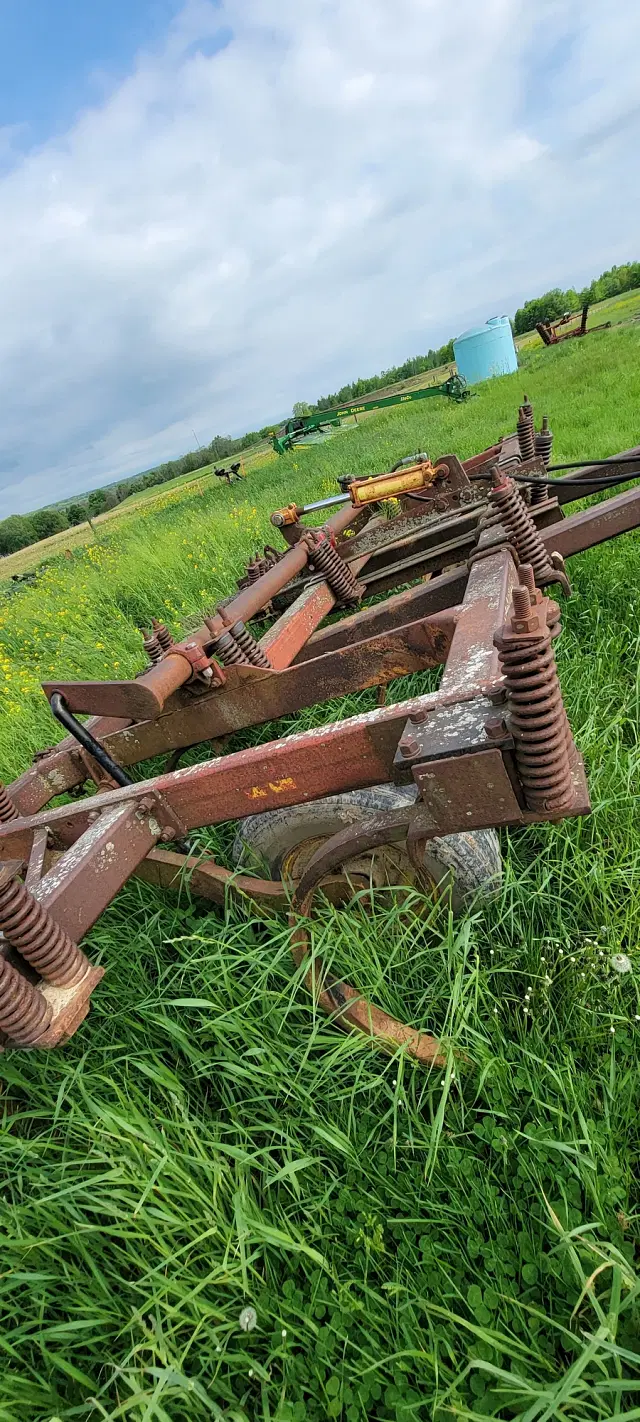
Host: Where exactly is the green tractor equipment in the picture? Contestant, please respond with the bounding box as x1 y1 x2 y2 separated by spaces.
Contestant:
271 373 471 453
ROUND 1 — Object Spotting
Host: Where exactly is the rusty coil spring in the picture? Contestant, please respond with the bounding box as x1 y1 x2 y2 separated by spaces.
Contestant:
489 476 556 586
212 629 252 667
0 955 52 1045
307 534 359 604
499 592 572 812
529 473 548 506
142 630 164 664
534 418 553 470
151 619 173 652
229 621 271 668
0 873 90 986
0 783 18 822
517 405 535 462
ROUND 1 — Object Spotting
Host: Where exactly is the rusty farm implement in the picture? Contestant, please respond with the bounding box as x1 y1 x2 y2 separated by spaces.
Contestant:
1 396 640 1060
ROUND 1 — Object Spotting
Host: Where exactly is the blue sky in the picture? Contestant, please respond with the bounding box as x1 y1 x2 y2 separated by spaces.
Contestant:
0 0 638 516
0 1 181 150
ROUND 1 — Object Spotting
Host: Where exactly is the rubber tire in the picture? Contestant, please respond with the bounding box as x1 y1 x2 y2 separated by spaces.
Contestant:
232 784 501 915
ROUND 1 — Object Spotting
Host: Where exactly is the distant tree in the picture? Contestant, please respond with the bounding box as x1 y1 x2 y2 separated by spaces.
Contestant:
0 514 37 556
116 484 132 503
292 401 311 418
66 502 88 525
513 289 570 336
88 488 107 515
102 488 119 511
30 507 67 541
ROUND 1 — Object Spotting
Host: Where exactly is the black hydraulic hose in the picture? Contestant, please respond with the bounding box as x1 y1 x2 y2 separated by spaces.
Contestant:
49 692 133 787
49 692 195 853
547 455 640 471
469 468 640 491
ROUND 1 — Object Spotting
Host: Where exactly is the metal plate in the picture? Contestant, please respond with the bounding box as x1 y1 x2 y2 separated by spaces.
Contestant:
411 749 522 835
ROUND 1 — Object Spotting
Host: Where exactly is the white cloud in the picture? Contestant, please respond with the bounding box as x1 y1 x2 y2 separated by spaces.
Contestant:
0 0 639 515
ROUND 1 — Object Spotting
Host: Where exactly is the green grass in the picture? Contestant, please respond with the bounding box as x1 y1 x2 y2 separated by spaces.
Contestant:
2 326 640 1420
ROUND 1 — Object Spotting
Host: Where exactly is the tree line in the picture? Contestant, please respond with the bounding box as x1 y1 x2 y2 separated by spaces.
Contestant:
306 340 456 413
0 431 263 557
1 259 638 559
512 261 640 335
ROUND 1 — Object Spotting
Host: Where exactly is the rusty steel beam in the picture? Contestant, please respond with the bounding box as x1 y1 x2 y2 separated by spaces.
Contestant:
0 557 513 856
439 549 517 695
31 800 167 942
295 568 468 663
134 847 289 910
26 611 456 798
218 499 366 630
41 610 455 759
98 611 453 766
259 550 372 669
0 681 505 859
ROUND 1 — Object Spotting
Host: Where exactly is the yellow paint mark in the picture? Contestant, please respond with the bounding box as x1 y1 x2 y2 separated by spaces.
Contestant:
246 776 297 800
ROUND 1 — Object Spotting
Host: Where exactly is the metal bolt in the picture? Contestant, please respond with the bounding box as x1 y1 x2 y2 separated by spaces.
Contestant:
160 827 175 842
399 735 419 758
484 715 506 740
409 709 429 724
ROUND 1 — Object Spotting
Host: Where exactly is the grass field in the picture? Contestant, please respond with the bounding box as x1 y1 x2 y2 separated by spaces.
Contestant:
3 285 639 583
2 325 640 1421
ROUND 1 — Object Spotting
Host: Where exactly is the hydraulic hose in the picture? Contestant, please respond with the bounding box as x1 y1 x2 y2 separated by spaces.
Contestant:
49 692 133 788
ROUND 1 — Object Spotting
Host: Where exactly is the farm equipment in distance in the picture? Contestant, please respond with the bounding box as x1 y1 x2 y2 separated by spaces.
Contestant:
1 396 640 1060
271 373 471 454
536 303 612 346
213 462 245 484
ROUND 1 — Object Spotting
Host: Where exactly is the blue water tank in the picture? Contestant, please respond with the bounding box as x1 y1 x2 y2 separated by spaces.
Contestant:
453 315 518 386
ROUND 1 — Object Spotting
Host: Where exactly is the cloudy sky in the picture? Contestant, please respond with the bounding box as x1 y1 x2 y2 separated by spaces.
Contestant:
0 0 638 516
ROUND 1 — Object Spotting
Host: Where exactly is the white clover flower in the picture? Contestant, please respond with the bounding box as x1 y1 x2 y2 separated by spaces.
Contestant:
239 1307 257 1332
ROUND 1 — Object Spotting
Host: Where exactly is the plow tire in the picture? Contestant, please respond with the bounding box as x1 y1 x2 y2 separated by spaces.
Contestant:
232 785 501 915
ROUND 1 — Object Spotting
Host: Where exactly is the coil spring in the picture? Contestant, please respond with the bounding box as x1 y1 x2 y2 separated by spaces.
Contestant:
229 621 271 668
517 405 535 462
308 535 359 604
142 630 164 664
498 589 572 812
151 619 173 652
212 629 252 666
529 475 548 506
535 418 553 469
0 955 52 1045
489 476 555 586
0 783 18 822
0 871 90 986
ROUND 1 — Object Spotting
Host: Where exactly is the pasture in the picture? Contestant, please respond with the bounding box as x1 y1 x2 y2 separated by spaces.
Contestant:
1 325 640 1420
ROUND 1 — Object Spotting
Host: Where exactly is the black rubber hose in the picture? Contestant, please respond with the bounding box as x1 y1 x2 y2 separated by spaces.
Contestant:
49 692 195 852
469 468 640 490
49 692 133 788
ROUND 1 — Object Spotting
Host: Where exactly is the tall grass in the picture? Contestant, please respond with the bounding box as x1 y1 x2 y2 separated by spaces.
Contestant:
1 327 640 1419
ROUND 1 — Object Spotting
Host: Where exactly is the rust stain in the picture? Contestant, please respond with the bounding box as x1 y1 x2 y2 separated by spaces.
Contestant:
246 776 297 800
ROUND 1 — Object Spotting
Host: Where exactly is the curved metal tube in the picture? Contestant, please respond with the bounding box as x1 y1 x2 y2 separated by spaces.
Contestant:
49 693 133 789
